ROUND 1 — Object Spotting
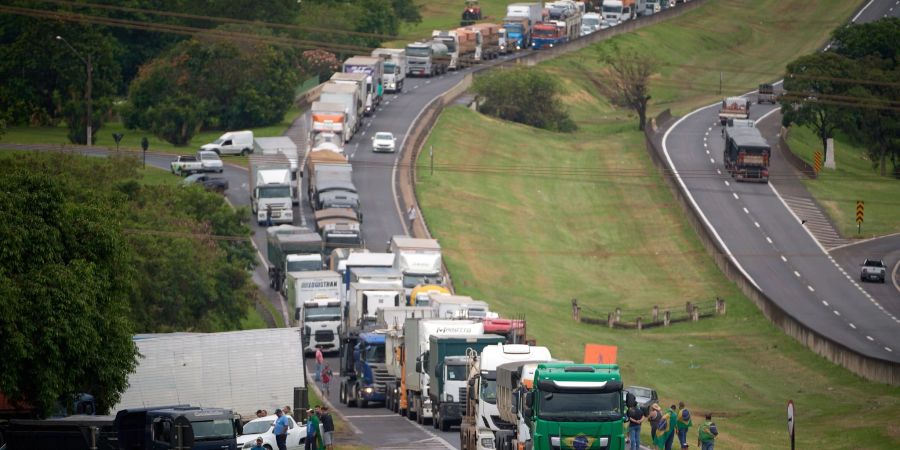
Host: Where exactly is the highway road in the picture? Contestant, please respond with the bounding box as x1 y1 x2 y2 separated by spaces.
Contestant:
659 1 900 365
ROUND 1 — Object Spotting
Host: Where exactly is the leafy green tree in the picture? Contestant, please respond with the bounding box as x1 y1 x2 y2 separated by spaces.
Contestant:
125 28 298 145
0 17 122 144
473 67 576 132
832 18 899 69
0 155 139 416
781 52 856 162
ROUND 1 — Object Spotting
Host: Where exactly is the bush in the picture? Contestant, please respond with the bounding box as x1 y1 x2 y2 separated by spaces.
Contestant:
472 67 576 132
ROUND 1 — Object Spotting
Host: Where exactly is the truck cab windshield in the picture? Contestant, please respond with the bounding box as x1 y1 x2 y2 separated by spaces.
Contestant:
287 259 323 272
504 23 523 33
305 306 341 322
191 419 235 441
365 345 386 363
259 186 291 198
327 234 362 247
406 47 431 57
403 274 442 289
602 5 622 13
437 38 457 52
534 27 557 37
539 391 622 421
446 365 467 381
481 378 497 405
384 63 396 73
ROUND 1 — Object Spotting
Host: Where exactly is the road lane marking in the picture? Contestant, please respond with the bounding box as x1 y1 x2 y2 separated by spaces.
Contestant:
833 310 840 316
849 323 856 329
743 207 749 214
754 221 760 228
822 300 829 306
794 271 801 277
710 158 715 163
732 193 739 200
781 255 788 262
766 237 773 244
886 347 893 352
723 180 728 186
867 336 874 341
808 285 815 292
717 169 722 175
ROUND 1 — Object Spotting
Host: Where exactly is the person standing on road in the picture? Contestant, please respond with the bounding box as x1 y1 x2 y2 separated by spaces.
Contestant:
250 437 266 450
697 413 718 450
273 409 290 450
626 399 645 450
407 206 416 228
676 401 692 449
265 204 274 227
320 405 335 450
321 363 332 397
315 346 325 381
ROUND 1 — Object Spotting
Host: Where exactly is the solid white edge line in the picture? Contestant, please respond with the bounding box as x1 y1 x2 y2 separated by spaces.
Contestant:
852 0 875 22
662 101 762 291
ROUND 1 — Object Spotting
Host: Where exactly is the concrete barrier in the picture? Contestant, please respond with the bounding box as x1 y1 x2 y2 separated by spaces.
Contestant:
643 111 900 385
778 126 818 179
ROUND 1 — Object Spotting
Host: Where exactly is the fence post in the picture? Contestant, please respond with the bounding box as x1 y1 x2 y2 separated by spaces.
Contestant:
664 311 671 327
686 301 693 313
607 313 614 328
652 306 659 322
615 308 621 324
636 317 642 331
716 297 726 315
692 306 700 322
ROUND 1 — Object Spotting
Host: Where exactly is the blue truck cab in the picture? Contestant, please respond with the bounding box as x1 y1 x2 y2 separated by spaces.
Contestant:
341 332 395 408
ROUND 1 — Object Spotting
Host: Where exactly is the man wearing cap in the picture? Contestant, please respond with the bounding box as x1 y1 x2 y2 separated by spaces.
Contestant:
305 408 322 450
273 409 290 450
250 437 266 450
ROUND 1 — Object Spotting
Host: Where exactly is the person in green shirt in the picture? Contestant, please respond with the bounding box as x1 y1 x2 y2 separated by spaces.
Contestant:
653 404 677 450
697 413 719 450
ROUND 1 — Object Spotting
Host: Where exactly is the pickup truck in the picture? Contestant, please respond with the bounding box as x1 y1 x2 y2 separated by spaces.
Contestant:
860 259 887 283
171 152 224 176
170 155 204 176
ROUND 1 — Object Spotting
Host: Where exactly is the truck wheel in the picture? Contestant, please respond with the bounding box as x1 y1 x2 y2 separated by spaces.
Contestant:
432 409 439 428
439 416 450 432
339 383 346 404
357 388 368 408
241 148 249 156
407 396 417 421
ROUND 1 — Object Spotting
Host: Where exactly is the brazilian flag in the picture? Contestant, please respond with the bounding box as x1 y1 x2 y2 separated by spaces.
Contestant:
653 409 676 449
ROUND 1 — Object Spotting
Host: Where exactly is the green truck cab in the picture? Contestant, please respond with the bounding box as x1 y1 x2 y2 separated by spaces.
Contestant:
524 363 625 450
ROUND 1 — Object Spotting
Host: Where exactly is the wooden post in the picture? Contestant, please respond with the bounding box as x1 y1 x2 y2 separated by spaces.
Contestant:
652 305 659 322
716 297 726 315
615 308 621 323
664 311 671 327
692 306 700 322
607 313 614 328
686 301 693 313
636 317 643 331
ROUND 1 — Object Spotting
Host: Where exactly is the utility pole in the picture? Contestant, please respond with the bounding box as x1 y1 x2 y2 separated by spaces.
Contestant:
56 35 93 146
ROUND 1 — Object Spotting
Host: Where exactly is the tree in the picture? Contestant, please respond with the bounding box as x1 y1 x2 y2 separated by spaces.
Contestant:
832 18 899 69
301 49 341 83
473 67 576 132
124 27 299 145
596 49 656 131
0 157 139 416
781 52 856 162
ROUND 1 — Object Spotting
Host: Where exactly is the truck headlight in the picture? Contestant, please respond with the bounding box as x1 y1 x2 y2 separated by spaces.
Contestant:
445 394 454 402
480 437 495 449
364 387 374 394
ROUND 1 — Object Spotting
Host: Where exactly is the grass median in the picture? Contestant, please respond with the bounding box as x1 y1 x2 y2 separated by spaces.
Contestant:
786 126 900 237
415 0 900 447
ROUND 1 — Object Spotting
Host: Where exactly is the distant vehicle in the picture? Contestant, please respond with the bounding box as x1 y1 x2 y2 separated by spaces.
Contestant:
581 12 603 35
643 0 661 15
624 385 659 415
718 96 751 125
860 259 887 283
201 130 254 156
757 83 778 104
372 132 397 153
461 0 482 26
236 414 306 450
198 150 224 173
181 173 229 193
170 155 204 176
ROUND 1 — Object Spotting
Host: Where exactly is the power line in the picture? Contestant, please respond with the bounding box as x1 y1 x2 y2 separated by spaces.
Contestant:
0 5 375 55
35 0 396 40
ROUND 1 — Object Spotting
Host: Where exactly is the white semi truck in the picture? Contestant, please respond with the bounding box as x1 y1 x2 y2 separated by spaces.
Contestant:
371 48 408 93
342 56 384 115
389 235 445 301
253 136 299 205
249 153 294 225
287 270 342 353
310 101 349 145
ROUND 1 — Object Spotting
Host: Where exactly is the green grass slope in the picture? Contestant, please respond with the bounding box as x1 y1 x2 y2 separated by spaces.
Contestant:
415 0 900 448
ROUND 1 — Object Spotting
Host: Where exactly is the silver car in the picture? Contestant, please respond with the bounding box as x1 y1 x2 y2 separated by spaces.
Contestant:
371 131 397 153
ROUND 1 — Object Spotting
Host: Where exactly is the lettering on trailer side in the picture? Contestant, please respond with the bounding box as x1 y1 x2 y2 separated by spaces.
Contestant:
301 281 339 289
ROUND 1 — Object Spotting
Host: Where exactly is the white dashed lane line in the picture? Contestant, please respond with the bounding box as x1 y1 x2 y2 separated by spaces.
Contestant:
732 193 739 200
780 255 787 262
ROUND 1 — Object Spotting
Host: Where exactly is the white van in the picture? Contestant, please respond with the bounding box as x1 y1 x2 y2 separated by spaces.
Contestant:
201 130 254 156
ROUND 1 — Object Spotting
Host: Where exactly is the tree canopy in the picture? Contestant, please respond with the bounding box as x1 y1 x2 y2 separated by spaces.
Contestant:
0 152 257 416
473 67 576 132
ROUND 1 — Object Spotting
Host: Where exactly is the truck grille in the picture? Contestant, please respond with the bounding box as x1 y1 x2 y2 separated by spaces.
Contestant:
315 330 335 342
491 415 514 430
459 387 468 404
371 365 395 394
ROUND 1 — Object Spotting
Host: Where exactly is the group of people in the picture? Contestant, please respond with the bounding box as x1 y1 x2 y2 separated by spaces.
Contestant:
626 400 719 450
249 404 334 450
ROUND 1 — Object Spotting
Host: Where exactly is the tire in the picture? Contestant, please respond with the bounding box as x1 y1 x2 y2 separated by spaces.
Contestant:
358 388 368 408
213 149 220 156
432 409 439 428
339 383 347 405
439 415 450 432
241 148 249 156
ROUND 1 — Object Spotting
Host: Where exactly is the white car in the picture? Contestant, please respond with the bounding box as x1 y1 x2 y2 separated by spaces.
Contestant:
371 131 397 153
198 150 224 173
237 414 306 450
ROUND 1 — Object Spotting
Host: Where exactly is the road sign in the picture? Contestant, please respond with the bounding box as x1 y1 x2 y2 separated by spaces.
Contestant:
856 201 864 224
813 151 822 173
787 400 795 450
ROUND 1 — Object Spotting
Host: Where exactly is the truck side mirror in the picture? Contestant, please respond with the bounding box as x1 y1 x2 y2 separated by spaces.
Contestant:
415 357 422 373
524 391 534 408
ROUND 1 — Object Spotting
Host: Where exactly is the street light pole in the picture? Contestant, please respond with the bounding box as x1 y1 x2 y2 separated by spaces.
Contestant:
56 35 93 146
